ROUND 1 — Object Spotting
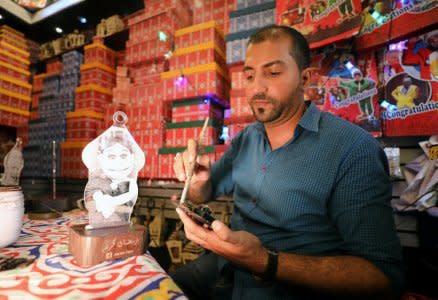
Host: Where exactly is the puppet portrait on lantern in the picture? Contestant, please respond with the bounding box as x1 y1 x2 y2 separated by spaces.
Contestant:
82 112 145 230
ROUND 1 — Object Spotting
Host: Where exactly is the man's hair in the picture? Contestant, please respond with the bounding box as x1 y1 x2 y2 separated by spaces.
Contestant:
247 25 310 72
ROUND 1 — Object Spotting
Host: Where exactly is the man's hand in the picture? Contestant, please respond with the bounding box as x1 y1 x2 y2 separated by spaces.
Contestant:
173 139 213 203
176 207 268 275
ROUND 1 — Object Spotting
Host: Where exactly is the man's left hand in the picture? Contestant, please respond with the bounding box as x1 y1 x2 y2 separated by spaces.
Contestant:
176 207 268 274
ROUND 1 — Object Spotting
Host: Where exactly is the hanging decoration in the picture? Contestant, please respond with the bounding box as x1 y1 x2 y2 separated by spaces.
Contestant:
277 0 363 49
356 0 438 50
381 28 438 136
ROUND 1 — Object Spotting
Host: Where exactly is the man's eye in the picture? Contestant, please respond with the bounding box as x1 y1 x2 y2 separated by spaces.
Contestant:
270 72 281 77
245 75 254 81
108 155 116 160
121 154 127 159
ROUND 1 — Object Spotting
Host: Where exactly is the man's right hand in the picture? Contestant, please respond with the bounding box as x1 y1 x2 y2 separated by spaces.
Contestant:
173 139 211 185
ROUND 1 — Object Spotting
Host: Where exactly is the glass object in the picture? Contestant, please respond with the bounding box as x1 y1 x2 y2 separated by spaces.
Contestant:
82 112 145 230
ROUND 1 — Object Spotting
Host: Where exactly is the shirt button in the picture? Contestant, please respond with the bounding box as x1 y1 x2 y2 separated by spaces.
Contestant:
252 196 256 203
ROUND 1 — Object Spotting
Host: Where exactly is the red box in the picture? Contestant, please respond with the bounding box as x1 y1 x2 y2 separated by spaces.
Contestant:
46 58 62 75
0 40 30 61
162 67 230 104
116 50 127 66
230 94 252 118
0 92 31 111
170 47 226 71
75 85 113 112
32 74 46 93
0 107 28 127
0 34 28 51
128 12 177 43
229 63 245 90
0 52 29 70
192 0 235 34
60 143 88 179
0 76 32 97
135 0 191 29
84 42 116 68
165 125 218 147
139 151 158 179
81 67 116 88
129 82 165 105
126 39 172 66
16 124 29 146
0 62 30 82
172 101 224 123
175 22 225 53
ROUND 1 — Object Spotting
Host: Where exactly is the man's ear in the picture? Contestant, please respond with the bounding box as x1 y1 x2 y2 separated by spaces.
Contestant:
301 68 313 88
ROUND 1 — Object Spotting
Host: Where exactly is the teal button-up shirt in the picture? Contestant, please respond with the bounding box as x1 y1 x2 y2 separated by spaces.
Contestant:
211 103 404 299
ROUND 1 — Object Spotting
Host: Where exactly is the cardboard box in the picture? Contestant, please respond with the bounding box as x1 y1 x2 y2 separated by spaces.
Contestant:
172 98 224 123
158 145 218 179
80 63 116 88
75 84 113 112
0 61 30 82
46 58 63 75
84 42 116 67
32 73 46 93
229 2 276 34
170 43 226 71
0 74 32 97
0 87 31 111
164 119 221 147
126 38 172 66
192 0 235 34
0 40 30 60
129 82 166 105
60 141 89 179
66 110 104 140
161 63 230 104
175 21 225 52
0 48 30 70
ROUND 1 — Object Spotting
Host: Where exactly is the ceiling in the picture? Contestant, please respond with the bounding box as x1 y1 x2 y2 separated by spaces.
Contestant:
0 0 144 43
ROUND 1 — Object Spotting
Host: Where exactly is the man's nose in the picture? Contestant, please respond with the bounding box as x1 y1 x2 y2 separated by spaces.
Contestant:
253 75 268 94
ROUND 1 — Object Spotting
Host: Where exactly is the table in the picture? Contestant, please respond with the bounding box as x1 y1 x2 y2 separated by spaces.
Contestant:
0 210 187 299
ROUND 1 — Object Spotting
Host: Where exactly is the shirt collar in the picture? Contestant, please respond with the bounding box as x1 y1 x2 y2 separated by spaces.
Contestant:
298 102 321 133
253 101 321 134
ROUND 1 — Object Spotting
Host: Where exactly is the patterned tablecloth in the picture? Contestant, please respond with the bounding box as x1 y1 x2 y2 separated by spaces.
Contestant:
0 210 187 300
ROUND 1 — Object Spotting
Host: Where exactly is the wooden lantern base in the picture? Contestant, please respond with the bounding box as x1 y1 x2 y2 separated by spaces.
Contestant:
69 224 147 267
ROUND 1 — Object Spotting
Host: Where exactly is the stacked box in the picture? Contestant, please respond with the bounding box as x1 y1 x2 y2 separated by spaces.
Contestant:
75 84 113 112
0 42 30 70
80 63 116 88
192 0 236 34
162 63 230 104
60 141 88 179
172 98 224 123
23 143 62 177
130 60 167 85
32 73 46 93
225 2 276 64
157 145 222 179
0 26 31 127
46 57 63 75
113 66 131 104
17 124 29 146
66 110 104 141
229 2 275 34
84 39 116 68
0 25 28 50
165 120 221 147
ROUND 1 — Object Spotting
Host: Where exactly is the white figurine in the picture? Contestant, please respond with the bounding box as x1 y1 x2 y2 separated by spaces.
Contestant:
82 112 145 230
1 138 24 187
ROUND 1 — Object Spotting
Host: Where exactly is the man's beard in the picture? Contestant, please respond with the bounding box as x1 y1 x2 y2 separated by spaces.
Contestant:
249 93 288 123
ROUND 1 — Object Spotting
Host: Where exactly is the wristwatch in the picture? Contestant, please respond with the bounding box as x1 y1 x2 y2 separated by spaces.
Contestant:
259 247 279 281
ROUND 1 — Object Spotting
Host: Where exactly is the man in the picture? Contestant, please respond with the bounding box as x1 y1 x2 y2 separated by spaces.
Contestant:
172 25 403 300
391 75 419 109
340 68 376 120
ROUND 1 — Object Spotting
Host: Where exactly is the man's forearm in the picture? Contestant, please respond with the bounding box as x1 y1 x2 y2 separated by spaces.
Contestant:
277 253 392 298
239 250 393 299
